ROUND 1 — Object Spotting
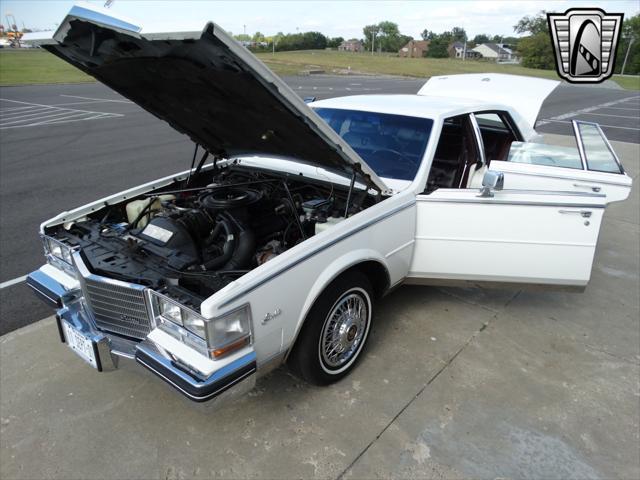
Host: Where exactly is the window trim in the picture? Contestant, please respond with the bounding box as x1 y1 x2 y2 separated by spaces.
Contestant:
572 120 625 174
473 110 524 142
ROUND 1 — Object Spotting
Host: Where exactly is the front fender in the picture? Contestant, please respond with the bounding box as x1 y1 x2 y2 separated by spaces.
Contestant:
286 249 389 357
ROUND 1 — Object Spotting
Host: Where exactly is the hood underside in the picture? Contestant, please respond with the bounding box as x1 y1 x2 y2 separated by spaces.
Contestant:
44 8 388 193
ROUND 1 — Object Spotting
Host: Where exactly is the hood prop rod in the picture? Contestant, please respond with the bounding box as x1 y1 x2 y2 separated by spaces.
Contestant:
185 144 199 187
281 180 306 241
344 169 357 218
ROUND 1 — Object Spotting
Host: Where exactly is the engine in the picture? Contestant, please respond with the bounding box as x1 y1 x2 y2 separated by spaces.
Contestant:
52 167 371 308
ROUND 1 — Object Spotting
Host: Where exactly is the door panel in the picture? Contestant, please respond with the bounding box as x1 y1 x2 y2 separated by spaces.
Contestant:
490 159 632 203
408 189 606 287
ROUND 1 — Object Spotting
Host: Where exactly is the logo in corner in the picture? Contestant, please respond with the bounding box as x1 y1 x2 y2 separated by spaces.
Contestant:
547 8 624 83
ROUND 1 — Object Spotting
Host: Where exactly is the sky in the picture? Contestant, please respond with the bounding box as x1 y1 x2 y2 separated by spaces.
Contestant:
1 0 638 40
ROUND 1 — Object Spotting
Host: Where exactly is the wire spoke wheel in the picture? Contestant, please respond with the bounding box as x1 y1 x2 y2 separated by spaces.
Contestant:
289 270 374 385
319 288 370 372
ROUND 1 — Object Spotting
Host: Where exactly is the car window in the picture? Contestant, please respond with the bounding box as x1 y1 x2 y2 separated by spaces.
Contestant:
575 122 624 174
475 113 510 130
474 112 518 162
314 108 433 181
507 142 583 169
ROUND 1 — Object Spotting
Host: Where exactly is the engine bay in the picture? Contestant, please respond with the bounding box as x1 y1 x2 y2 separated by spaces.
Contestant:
46 164 376 310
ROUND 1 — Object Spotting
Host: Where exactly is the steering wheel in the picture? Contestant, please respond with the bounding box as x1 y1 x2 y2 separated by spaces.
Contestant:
369 149 416 178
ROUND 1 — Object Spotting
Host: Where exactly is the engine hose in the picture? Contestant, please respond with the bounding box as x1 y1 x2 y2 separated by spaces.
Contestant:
219 212 256 270
204 222 223 246
202 219 236 270
224 228 255 270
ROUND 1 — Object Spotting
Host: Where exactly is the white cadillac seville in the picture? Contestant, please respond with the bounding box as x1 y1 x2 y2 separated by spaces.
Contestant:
28 5 632 403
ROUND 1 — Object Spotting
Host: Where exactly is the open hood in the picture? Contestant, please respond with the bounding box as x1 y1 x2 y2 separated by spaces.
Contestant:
417 73 560 128
44 5 389 194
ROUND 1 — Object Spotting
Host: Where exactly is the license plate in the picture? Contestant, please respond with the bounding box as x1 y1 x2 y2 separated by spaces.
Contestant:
61 320 100 370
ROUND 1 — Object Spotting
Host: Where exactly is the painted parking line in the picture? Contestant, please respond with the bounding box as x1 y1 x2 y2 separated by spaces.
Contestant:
599 106 640 111
0 275 27 290
0 99 123 129
56 94 133 104
579 112 640 119
536 95 640 127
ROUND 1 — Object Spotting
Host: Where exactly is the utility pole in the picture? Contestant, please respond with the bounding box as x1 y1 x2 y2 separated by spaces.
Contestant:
371 31 375 55
243 24 246 36
621 36 635 75
462 33 467 61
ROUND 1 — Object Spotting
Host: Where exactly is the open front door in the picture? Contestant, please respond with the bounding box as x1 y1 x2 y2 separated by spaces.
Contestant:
407 188 606 288
490 121 632 203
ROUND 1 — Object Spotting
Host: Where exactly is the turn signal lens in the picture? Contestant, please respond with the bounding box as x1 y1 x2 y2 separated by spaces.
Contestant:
212 336 250 358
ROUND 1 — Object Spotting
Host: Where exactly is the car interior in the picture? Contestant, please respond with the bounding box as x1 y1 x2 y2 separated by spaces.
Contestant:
475 112 518 163
424 114 482 193
423 111 519 194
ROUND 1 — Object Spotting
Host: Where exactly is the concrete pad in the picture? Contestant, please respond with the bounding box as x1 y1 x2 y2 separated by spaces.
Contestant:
0 287 498 480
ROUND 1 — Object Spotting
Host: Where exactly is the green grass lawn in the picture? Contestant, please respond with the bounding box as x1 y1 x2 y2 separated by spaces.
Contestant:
257 50 639 90
1 48 637 91
0 49 92 86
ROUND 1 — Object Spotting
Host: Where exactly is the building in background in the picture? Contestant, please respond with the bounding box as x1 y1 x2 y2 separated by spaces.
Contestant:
338 39 364 52
448 41 481 59
399 40 430 58
471 43 516 61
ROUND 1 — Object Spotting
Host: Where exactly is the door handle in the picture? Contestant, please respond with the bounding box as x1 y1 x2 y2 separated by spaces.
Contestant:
573 183 601 193
559 209 592 218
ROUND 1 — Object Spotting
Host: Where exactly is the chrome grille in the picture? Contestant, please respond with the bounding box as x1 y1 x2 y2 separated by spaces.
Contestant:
75 255 152 339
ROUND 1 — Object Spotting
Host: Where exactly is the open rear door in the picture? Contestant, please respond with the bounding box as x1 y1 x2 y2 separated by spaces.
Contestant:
407 188 606 288
491 121 632 203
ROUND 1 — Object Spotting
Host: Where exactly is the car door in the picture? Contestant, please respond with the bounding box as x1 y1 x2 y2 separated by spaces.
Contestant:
486 120 632 203
407 187 606 289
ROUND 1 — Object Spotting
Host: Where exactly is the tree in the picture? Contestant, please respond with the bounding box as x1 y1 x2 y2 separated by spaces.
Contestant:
421 29 435 40
425 35 450 58
362 21 410 52
473 34 489 44
451 27 466 42
514 11 553 69
327 36 344 49
234 33 251 42
615 14 640 74
514 11 549 35
276 31 327 51
517 33 554 69
252 31 264 42
362 24 380 51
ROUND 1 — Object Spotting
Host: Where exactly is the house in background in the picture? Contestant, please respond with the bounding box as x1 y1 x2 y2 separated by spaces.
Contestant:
471 43 516 61
399 40 430 58
448 41 481 59
338 39 364 52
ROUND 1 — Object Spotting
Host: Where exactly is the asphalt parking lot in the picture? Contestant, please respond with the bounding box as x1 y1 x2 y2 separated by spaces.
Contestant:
1 76 638 335
1 134 638 479
0 75 639 478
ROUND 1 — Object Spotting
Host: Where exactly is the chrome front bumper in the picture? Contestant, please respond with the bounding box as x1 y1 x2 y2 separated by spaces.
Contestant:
27 266 257 403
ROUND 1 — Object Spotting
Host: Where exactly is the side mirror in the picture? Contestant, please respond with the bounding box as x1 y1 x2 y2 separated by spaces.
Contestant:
478 170 504 197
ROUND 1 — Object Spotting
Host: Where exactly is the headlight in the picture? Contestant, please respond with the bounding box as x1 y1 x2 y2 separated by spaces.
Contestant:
42 235 77 276
153 293 207 339
207 304 252 358
148 291 251 359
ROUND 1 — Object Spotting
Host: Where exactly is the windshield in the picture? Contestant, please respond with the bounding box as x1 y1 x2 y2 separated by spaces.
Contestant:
314 108 433 181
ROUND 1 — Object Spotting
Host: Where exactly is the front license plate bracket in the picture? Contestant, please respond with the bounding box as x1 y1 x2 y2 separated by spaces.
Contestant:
59 317 103 372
